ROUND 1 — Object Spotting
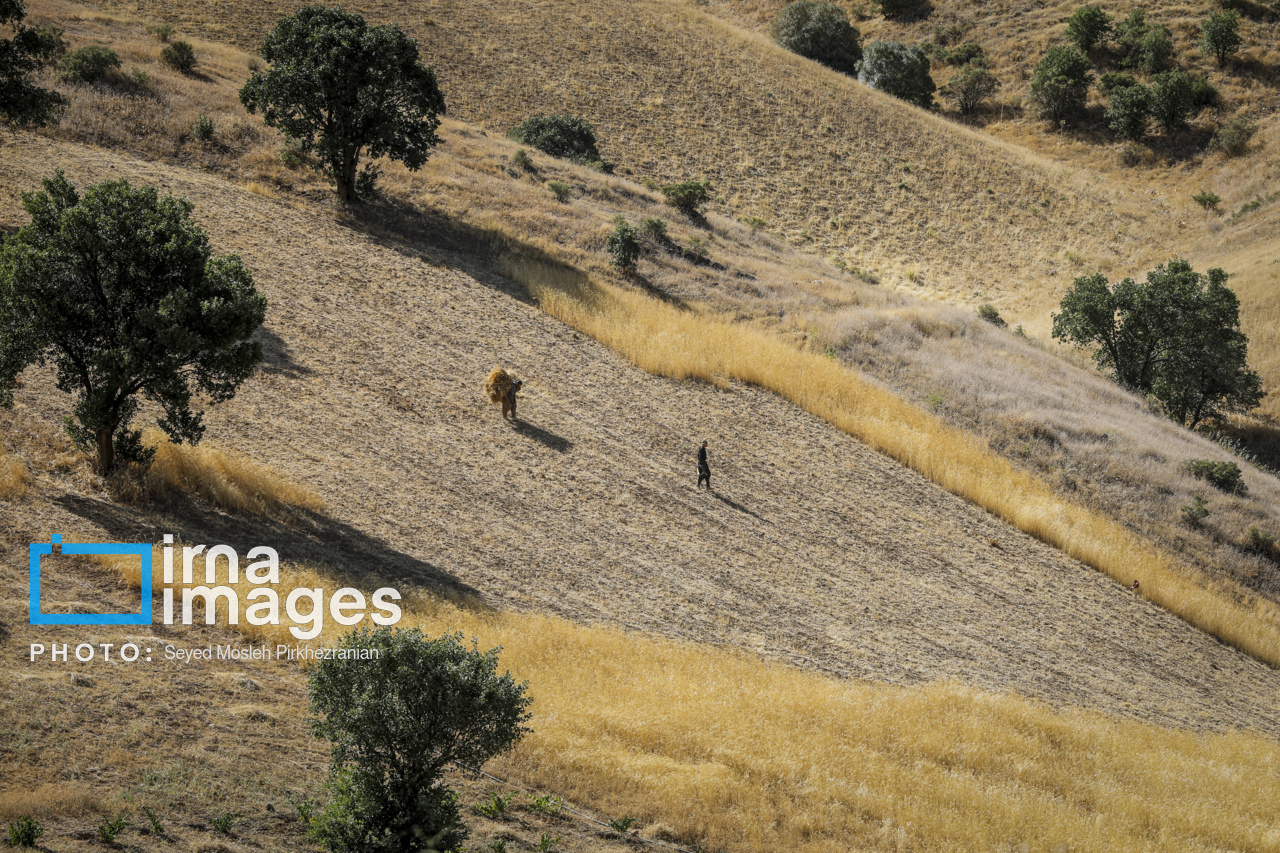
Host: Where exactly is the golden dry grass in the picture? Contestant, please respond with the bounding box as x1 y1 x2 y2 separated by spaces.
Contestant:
0 445 27 499
0 783 101 821
80 547 1280 853
498 250 1280 666
138 428 326 517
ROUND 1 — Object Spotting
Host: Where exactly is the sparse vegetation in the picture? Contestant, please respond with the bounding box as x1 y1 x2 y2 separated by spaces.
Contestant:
1210 117 1257 157
193 113 214 141
240 7 446 203
608 816 638 833
96 814 129 843
1028 45 1091 124
606 216 641 273
546 180 571 203
146 22 173 42
141 807 163 835
512 147 534 172
55 43 119 82
308 627 531 853
976 303 1006 326
6 817 42 848
508 114 601 163
0 172 267 473
159 39 195 72
1201 9 1242 67
661 179 712 218
526 794 563 816
209 811 241 835
1185 459 1246 495
537 833 561 852
768 1 862 76
471 792 513 819
858 40 935 108
1193 190 1221 210
1181 494 1210 524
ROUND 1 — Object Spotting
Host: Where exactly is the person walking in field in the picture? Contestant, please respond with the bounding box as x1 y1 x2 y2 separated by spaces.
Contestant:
697 439 711 490
484 368 524 421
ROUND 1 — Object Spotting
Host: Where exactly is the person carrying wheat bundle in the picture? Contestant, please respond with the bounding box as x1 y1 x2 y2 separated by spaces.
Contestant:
484 367 524 421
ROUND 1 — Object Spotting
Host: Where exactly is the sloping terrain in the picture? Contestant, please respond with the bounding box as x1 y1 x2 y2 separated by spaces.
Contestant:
3 136 1278 736
76 0 1161 311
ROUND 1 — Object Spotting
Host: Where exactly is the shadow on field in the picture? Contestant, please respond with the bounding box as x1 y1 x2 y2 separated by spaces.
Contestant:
709 490 765 522
55 491 491 612
512 419 573 452
254 325 311 379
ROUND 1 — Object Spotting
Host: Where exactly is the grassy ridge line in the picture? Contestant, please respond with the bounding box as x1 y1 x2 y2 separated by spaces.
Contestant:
96 543 1280 853
496 250 1280 668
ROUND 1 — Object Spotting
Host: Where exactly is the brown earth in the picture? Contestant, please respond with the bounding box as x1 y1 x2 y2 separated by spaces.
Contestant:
3 136 1278 740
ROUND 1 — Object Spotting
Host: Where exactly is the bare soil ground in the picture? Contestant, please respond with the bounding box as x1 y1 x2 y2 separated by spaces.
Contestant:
3 137 1278 738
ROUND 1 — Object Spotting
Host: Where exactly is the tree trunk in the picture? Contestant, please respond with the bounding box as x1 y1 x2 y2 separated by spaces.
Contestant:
96 426 115 474
338 149 359 204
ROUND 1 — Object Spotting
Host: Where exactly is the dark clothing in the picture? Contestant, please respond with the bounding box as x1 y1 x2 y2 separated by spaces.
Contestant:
502 382 521 419
697 445 710 489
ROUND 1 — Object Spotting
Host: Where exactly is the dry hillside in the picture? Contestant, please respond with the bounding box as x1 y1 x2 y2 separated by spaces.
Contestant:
3 136 1278 735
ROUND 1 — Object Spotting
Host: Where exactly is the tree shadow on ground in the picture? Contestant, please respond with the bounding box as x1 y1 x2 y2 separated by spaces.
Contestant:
55 490 491 612
254 325 311 378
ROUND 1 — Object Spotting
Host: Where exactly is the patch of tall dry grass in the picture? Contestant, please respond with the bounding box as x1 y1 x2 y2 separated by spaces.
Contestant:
501 252 1280 667
84 548 1280 853
137 429 324 517
0 783 101 820
0 445 27 499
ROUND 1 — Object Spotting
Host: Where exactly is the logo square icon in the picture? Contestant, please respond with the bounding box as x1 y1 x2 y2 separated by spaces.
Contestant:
29 535 153 625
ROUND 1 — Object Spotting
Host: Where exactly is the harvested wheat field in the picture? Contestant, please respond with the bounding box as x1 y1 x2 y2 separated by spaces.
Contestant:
3 137 1277 739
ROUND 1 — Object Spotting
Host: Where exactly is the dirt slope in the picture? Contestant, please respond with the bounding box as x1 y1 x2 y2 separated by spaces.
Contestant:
3 136 1278 735
77 0 1157 309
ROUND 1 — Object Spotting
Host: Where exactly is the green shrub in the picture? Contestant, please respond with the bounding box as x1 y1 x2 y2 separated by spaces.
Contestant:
606 216 641 273
1028 45 1092 124
1189 76 1219 111
1114 9 1149 66
940 64 998 115
1098 72 1138 94
1185 459 1247 494
1210 116 1258 157
640 216 667 240
97 815 130 843
608 816 638 833
160 40 196 72
512 148 534 172
1139 25 1174 73
1249 526 1276 554
508 114 601 163
1181 494 1210 524
1065 4 1113 53
526 794 563 816
1193 190 1221 210
1149 69 1194 134
146 22 174 42
308 628 530 853
537 833 561 852
769 1 862 75
546 180 571 203
1105 83 1151 140
193 114 215 141
471 792 513 819
942 43 986 66
7 817 43 848
684 235 711 264
878 0 917 19
1202 9 1242 67
858 40 935 108
56 44 121 82
210 812 241 835
977 304 1007 327
661 179 712 217
129 66 150 86
141 807 164 835
1120 142 1145 166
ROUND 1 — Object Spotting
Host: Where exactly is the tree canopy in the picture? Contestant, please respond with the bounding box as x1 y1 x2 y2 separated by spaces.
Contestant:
1065 4 1113 53
1201 9 1242 68
769 1 862 76
239 6 445 203
858 41 935 109
1029 45 1092 124
1052 259 1262 429
309 628 531 853
0 0 66 127
0 173 266 472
